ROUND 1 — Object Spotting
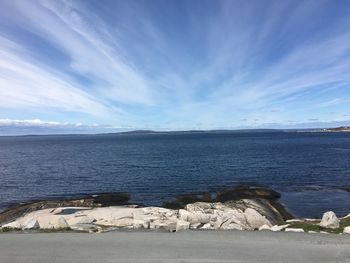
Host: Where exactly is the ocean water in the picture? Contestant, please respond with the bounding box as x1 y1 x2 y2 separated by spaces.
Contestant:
0 131 349 218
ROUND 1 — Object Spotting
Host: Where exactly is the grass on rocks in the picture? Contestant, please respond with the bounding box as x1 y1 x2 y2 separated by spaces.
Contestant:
285 217 350 234
0 227 21 233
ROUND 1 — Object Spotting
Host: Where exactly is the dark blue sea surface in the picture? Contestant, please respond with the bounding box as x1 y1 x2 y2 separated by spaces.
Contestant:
0 131 349 218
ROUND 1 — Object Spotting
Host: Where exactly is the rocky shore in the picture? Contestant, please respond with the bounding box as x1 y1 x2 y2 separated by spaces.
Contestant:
1 187 349 235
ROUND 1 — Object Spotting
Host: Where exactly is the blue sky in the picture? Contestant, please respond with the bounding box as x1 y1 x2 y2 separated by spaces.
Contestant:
0 0 350 134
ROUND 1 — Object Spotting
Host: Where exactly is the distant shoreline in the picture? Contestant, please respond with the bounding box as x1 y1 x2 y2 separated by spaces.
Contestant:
1 127 350 137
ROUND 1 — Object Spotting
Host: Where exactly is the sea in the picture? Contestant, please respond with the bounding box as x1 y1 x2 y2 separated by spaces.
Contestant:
0 131 349 218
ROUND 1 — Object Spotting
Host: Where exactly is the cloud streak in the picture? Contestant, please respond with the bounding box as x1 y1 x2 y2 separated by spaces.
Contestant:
0 0 350 132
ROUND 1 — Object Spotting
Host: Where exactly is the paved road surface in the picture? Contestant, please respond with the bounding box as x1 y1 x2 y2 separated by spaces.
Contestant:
0 230 349 262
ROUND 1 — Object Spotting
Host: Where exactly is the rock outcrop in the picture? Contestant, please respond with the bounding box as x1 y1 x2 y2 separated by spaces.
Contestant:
0 187 295 233
1 199 290 232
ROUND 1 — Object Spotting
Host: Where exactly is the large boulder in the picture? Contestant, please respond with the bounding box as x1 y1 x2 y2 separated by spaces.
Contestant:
319 211 339 229
51 216 70 229
224 198 292 225
244 208 271 229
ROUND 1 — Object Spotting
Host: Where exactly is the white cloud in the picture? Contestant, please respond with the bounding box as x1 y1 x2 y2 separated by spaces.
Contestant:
10 0 154 106
0 36 113 117
1 0 350 131
0 119 62 126
0 118 122 136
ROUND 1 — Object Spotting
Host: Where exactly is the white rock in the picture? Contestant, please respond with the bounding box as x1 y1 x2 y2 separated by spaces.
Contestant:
150 219 177 231
343 226 350 234
48 216 70 229
133 219 149 229
259 224 271 231
178 209 197 223
308 231 318 234
176 220 190 231
319 211 339 229
223 211 248 228
185 202 212 213
286 219 303 223
69 224 101 232
221 222 243 230
53 216 69 229
111 217 133 228
179 208 212 224
270 224 290 232
22 217 39 230
189 223 201 229
244 208 271 229
200 223 212 229
77 216 95 224
285 228 305 233
111 208 136 220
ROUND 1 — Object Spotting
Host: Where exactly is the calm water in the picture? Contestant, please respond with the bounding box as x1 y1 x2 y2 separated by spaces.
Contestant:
0 132 349 218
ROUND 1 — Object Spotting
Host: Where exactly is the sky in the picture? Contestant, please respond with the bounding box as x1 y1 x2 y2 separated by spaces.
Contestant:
0 0 350 135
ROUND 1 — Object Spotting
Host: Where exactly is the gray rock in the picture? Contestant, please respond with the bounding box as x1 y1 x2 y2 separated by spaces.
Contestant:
70 223 101 232
319 211 339 229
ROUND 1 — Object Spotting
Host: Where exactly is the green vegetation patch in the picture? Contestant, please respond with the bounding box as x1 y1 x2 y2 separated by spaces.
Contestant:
340 217 350 228
285 217 350 234
0 227 21 233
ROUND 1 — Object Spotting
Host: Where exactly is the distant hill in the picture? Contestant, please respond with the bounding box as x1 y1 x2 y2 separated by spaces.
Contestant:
322 126 350 132
110 129 283 135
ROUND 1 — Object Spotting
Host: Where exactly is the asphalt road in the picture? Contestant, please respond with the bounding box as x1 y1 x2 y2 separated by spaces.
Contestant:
0 230 349 263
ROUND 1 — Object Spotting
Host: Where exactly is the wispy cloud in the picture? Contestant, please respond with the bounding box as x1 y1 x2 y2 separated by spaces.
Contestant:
13 0 154 105
0 0 350 132
0 36 111 116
